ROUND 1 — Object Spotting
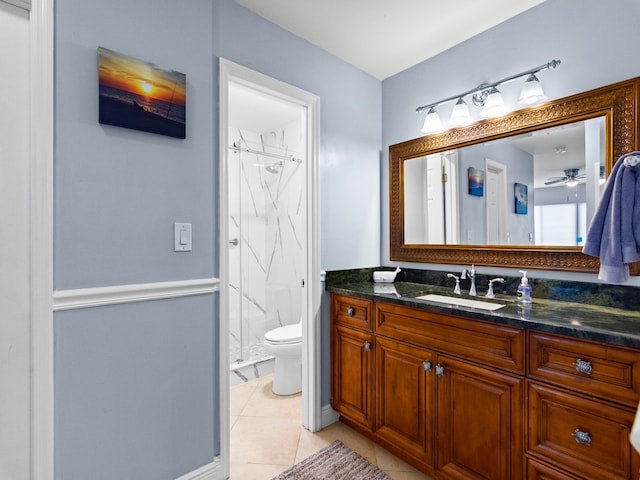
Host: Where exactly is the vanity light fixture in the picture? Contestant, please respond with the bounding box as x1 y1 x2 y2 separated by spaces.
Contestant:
416 59 561 133
448 97 471 126
420 107 445 133
479 87 506 118
518 73 548 105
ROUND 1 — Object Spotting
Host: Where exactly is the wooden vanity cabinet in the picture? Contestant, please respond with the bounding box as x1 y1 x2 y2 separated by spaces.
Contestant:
331 293 525 480
330 295 375 431
330 294 640 480
374 301 525 480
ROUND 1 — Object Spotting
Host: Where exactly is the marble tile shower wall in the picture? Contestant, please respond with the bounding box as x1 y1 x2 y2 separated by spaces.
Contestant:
228 121 304 365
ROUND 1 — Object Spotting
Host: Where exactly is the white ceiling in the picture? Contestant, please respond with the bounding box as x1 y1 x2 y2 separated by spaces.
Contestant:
229 0 590 190
234 0 547 80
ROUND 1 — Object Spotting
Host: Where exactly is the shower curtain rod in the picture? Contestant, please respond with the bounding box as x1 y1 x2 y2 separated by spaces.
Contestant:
229 144 302 163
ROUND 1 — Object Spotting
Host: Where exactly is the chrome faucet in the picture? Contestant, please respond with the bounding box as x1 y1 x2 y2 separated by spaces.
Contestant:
486 278 505 298
447 273 461 294
461 265 476 296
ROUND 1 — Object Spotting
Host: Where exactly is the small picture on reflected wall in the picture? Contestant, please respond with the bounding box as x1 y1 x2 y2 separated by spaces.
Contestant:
468 167 484 197
98 47 186 139
514 182 528 214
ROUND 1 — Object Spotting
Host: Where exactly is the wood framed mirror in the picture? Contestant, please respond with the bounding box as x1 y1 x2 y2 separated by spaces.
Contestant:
390 77 639 272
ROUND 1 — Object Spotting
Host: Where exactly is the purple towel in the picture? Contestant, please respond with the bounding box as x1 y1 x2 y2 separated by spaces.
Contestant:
583 151 640 283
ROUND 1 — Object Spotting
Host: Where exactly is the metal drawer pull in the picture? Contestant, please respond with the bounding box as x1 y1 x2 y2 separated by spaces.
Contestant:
572 428 592 446
346 307 355 317
573 359 593 375
435 364 445 377
423 361 432 372
364 341 371 351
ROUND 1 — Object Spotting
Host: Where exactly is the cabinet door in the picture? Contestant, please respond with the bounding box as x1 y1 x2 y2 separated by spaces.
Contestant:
375 336 435 468
331 324 374 430
436 354 524 480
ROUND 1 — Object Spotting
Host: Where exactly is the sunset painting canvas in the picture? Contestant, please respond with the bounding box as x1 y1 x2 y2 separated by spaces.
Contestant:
98 47 186 139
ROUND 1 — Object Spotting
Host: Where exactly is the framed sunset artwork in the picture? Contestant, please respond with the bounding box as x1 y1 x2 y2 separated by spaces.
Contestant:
98 47 186 139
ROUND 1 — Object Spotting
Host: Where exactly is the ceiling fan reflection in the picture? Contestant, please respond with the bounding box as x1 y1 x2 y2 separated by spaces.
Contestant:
544 168 586 187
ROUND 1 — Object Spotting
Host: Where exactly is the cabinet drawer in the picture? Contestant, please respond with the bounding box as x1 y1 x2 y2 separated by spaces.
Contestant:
528 331 640 407
526 457 582 480
375 302 524 373
527 381 637 480
332 294 373 331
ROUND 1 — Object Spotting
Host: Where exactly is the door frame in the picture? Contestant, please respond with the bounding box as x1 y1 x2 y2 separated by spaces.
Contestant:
218 58 320 478
31 0 55 478
485 158 508 244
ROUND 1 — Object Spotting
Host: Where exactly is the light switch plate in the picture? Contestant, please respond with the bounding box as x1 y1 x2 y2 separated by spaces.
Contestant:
174 223 192 251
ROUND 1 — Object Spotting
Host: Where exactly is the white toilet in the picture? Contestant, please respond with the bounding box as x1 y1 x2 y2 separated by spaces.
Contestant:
263 321 302 395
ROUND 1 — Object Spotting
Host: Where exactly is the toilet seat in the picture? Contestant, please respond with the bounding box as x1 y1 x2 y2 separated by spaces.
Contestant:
264 323 302 345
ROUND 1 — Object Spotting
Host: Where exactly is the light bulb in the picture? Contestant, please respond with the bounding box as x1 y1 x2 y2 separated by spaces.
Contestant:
518 74 548 106
449 98 471 126
479 87 506 118
421 107 443 134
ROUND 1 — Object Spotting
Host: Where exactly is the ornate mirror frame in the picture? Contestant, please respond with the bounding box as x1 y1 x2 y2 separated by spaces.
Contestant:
390 77 639 273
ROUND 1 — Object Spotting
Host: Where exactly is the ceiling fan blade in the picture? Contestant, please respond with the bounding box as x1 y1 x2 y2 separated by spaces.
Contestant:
544 177 567 185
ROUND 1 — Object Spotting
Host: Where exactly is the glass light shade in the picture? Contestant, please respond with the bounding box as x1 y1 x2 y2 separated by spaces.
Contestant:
565 179 579 187
518 74 548 105
421 107 443 133
449 98 471 126
479 87 506 118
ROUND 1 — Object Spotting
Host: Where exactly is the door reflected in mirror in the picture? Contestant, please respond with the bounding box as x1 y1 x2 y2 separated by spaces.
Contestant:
403 117 606 247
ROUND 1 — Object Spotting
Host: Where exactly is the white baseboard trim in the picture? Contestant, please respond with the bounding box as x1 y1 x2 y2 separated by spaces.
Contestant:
320 403 340 429
53 278 219 311
175 457 221 480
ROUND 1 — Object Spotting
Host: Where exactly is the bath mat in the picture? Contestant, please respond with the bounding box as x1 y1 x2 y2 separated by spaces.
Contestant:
271 440 392 480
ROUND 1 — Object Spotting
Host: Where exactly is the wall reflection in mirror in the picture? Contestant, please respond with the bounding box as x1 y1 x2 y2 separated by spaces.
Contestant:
403 117 606 247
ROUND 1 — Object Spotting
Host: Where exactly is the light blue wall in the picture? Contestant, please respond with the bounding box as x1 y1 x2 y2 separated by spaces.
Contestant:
212 0 382 272
381 0 640 282
54 0 217 478
458 142 534 245
54 0 382 478
54 297 215 480
55 0 216 289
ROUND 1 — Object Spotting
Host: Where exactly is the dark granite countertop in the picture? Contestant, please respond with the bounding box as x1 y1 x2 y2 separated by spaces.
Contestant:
326 280 640 349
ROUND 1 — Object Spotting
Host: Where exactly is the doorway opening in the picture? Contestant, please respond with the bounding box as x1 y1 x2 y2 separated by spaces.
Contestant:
218 58 320 478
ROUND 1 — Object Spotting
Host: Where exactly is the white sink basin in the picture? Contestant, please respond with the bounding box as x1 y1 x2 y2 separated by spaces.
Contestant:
416 294 505 311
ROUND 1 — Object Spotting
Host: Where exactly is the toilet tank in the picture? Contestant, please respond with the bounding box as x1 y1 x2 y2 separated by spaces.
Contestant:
266 283 301 328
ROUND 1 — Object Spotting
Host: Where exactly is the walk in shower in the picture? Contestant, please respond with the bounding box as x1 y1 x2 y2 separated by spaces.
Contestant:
227 114 306 380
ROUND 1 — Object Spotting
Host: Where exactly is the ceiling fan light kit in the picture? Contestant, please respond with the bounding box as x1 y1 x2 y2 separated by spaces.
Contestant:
544 167 586 187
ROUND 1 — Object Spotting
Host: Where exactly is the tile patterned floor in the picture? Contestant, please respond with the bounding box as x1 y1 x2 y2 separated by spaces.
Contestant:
230 373 434 480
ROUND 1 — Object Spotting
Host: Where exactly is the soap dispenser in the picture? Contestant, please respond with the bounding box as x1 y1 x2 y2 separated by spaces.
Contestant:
516 270 532 304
